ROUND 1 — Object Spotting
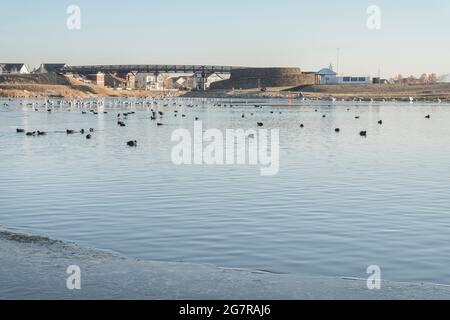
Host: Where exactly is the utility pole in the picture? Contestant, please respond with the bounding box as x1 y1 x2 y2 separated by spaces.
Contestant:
337 48 340 75
378 67 382 98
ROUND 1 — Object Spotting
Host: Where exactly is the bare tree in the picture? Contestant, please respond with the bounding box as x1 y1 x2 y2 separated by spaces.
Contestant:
429 73 438 83
420 73 429 84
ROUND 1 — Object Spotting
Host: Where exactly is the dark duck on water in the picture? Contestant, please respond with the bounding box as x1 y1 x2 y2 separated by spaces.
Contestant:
127 140 137 147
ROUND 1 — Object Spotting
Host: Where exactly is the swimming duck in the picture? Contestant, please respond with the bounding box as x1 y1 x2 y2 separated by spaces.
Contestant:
127 140 137 147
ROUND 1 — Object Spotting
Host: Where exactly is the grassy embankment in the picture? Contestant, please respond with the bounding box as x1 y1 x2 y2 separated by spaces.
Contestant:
185 83 450 101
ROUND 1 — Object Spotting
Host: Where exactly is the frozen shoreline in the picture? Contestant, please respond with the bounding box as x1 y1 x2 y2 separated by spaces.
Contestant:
1 227 450 300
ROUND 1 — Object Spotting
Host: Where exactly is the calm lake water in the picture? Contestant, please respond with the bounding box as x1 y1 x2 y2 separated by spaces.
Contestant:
1 97 450 284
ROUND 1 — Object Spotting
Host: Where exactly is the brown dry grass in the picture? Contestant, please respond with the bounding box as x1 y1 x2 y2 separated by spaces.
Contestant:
0 84 91 98
0 75 182 98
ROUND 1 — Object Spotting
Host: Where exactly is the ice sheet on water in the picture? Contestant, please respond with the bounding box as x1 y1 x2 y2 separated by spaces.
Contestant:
1 226 450 300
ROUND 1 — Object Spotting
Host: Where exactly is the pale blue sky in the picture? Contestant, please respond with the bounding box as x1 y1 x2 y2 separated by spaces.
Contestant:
1 0 449 77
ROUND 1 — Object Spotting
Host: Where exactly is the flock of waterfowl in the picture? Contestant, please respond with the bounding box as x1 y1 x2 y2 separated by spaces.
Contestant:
307 96 445 104
9 97 435 146
11 98 203 146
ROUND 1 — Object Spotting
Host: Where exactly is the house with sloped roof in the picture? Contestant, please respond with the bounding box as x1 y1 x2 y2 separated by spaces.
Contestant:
0 63 30 74
136 73 167 91
35 63 68 74
317 66 338 84
168 75 196 90
194 72 230 90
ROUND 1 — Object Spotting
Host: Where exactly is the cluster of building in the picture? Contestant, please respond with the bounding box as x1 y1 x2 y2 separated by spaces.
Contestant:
316 65 388 85
1 62 389 90
0 63 228 91
134 72 228 91
0 63 31 74
0 63 71 74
